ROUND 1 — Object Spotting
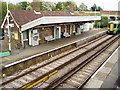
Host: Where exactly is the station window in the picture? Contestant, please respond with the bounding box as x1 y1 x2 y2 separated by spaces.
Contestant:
23 31 28 41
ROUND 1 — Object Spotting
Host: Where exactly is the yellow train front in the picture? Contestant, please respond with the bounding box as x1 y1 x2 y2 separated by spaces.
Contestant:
107 21 120 34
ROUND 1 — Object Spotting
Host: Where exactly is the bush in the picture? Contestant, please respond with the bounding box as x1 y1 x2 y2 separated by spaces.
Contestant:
94 17 108 28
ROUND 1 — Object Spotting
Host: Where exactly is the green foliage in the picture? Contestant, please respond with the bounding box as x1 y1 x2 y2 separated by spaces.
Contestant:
42 1 56 11
8 3 21 10
40 1 43 10
0 2 7 23
56 2 63 11
97 6 103 11
26 5 32 10
55 1 78 11
79 3 88 11
0 1 21 22
17 1 29 10
94 17 108 28
91 4 103 11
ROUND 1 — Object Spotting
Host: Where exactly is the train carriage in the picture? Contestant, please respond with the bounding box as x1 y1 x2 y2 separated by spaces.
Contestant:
107 21 120 34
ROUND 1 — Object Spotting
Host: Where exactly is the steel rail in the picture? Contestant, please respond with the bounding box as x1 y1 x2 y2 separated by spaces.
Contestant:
43 35 119 89
17 35 114 89
77 35 120 89
1 34 107 86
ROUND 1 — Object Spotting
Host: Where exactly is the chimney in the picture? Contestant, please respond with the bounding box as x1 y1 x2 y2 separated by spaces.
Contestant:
69 3 74 12
33 0 40 11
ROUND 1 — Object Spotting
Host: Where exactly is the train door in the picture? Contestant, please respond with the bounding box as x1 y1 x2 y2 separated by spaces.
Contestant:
110 24 114 31
118 24 120 31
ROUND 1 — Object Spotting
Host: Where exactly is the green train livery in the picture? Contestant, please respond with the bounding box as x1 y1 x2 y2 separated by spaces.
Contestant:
107 21 120 34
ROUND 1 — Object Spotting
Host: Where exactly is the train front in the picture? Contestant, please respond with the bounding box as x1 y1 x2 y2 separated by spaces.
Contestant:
107 21 120 34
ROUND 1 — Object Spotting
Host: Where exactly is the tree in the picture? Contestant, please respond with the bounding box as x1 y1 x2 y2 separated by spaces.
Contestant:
0 1 21 22
91 4 103 11
18 1 29 10
0 1 7 22
26 2 32 10
63 1 78 11
39 1 43 10
56 2 63 11
42 1 56 11
8 3 20 10
26 5 32 10
91 4 97 11
79 3 87 11
56 1 78 11
97 6 103 11
94 17 108 28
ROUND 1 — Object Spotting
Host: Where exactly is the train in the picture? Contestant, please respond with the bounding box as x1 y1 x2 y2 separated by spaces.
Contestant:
107 21 120 34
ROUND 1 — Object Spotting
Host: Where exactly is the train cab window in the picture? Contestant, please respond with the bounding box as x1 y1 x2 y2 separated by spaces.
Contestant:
108 24 110 28
114 24 117 28
118 24 120 29
118 24 120 27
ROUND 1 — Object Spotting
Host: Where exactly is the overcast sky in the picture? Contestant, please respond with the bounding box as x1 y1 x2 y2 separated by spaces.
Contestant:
1 0 120 11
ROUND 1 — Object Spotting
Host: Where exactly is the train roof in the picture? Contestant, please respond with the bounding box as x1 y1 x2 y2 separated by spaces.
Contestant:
109 20 120 24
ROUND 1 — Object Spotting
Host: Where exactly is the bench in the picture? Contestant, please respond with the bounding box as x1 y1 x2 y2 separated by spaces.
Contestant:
63 32 71 38
45 35 55 42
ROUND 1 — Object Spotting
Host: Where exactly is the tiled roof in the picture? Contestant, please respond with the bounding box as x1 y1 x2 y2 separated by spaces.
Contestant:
10 10 78 26
10 10 41 26
40 11 72 16
100 11 120 15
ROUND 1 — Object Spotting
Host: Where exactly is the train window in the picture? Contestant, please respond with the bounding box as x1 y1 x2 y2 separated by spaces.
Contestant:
108 24 110 27
114 24 117 28
118 24 120 28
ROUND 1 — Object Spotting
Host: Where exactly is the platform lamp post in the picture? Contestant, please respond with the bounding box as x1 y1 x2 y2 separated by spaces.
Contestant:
95 8 96 16
94 8 97 30
7 1 11 51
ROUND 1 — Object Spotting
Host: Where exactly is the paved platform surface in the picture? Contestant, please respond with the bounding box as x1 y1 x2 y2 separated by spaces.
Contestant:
83 46 120 89
1 29 106 66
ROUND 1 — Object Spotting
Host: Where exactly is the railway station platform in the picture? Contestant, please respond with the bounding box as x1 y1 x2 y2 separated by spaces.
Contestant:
1 29 106 67
83 46 120 89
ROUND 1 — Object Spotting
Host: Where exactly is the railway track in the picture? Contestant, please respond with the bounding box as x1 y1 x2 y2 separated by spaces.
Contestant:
43 34 119 89
1 34 119 89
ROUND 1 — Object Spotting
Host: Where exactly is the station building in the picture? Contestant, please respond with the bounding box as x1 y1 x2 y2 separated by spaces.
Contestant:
1 10 101 50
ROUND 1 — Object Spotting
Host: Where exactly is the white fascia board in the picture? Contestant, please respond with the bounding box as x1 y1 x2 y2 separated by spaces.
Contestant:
9 11 20 28
21 16 101 31
21 17 43 31
1 10 20 29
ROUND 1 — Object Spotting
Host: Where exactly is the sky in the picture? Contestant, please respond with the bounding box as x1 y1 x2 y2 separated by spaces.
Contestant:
1 0 120 11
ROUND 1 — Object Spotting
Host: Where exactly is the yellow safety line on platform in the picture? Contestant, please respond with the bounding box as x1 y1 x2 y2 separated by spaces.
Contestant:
3 57 11 60
19 70 58 90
